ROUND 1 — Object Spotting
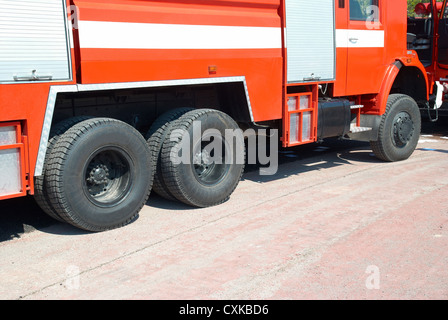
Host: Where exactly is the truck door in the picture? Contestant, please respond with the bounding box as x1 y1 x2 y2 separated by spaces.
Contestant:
345 0 385 95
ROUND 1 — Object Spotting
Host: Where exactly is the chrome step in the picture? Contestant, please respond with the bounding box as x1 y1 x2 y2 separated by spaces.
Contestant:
350 124 373 133
350 104 364 110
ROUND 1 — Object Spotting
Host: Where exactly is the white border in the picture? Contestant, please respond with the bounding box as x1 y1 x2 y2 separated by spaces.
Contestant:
78 21 282 50
336 29 385 48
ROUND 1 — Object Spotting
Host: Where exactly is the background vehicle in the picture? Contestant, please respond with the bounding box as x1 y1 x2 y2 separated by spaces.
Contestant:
407 0 448 120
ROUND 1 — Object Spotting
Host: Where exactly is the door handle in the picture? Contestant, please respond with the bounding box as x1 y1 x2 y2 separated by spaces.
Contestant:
303 73 321 81
13 70 53 82
349 37 359 43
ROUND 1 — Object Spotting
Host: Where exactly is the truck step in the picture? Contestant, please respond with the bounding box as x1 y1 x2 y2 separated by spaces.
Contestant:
349 125 372 133
350 104 364 109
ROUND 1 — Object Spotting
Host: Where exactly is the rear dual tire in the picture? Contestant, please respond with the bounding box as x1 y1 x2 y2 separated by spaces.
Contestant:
41 118 154 232
160 109 245 207
146 108 194 201
34 116 92 223
35 109 244 231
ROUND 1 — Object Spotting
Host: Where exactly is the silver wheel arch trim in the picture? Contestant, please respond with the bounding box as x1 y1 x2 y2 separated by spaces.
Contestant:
35 76 254 176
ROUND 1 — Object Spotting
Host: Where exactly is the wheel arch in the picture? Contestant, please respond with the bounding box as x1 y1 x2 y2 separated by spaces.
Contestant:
377 60 429 116
35 78 254 177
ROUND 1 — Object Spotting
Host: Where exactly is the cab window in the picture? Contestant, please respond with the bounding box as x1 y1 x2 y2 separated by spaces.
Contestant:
406 0 435 67
350 0 380 21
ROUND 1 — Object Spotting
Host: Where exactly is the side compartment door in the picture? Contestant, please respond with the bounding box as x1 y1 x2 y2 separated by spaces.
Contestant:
0 0 72 83
284 0 336 83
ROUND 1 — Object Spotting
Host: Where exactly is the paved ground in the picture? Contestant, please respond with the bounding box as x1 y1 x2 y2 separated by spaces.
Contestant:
0 120 447 300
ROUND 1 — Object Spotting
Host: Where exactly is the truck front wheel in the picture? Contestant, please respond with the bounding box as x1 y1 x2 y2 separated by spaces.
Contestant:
371 94 421 162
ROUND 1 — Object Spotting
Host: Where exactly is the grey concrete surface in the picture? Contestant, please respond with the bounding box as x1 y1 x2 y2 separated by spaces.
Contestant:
0 120 447 300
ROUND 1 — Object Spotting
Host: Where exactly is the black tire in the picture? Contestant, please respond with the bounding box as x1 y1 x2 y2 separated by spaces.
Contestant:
45 118 154 232
161 109 245 207
34 116 92 222
146 108 193 201
371 94 421 162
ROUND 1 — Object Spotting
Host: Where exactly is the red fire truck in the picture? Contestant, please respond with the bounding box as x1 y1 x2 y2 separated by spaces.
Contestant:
0 0 445 231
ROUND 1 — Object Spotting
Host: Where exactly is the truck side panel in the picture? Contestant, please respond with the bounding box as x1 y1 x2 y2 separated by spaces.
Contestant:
73 0 284 122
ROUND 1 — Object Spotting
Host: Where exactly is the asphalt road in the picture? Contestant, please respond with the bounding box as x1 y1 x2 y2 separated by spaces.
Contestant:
0 119 447 300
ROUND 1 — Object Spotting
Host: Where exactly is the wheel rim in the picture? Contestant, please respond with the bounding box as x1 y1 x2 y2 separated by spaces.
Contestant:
83 147 133 207
391 111 415 148
192 135 231 186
